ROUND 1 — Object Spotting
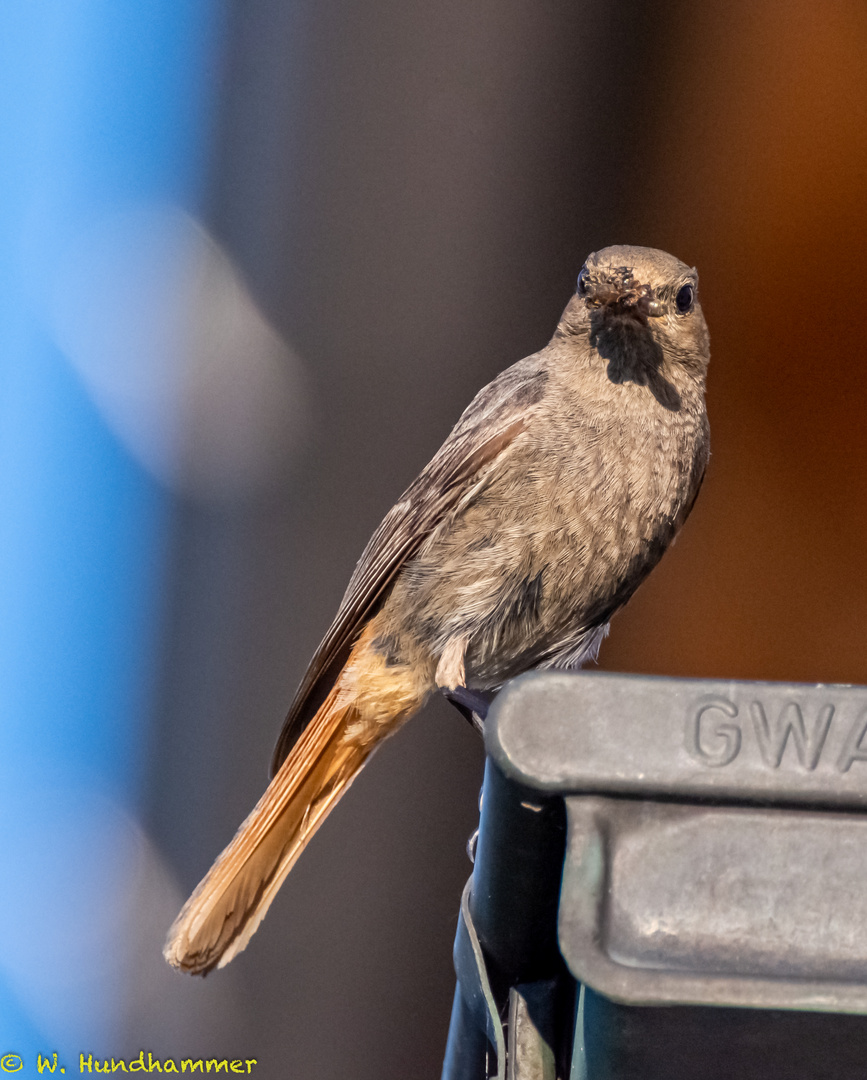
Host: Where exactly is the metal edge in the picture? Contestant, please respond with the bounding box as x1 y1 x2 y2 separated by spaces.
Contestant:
556 942 867 1015
453 875 507 1078
485 670 867 807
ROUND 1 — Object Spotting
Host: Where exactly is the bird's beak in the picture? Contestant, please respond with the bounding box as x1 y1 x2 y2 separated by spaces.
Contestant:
587 277 666 320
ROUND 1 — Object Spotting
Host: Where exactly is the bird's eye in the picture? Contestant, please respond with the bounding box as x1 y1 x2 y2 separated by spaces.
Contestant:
675 283 695 314
577 266 589 296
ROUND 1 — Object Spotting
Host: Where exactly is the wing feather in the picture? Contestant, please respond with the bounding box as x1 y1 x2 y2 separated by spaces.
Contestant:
270 358 548 774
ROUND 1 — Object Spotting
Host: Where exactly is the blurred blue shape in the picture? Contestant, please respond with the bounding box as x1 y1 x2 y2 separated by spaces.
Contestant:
0 0 225 1058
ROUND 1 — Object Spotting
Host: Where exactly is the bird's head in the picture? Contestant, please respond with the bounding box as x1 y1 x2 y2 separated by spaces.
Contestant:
558 245 710 390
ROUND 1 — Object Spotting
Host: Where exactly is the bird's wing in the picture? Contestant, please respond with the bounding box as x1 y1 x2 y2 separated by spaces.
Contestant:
270 357 549 774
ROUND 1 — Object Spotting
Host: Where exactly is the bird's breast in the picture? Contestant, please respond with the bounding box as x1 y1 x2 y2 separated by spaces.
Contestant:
375 372 708 687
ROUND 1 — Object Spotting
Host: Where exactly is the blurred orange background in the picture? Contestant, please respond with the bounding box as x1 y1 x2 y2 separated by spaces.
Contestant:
605 1 867 686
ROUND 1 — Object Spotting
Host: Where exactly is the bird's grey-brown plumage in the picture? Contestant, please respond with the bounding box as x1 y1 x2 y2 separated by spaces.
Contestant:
166 244 710 975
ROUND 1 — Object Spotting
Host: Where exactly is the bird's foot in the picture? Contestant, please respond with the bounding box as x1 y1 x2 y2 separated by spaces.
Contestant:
443 686 491 736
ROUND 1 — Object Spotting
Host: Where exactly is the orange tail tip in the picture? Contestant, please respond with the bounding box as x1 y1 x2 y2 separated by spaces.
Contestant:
165 621 431 975
164 685 371 975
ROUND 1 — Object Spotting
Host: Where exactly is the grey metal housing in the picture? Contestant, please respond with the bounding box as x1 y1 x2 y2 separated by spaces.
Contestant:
442 671 867 1079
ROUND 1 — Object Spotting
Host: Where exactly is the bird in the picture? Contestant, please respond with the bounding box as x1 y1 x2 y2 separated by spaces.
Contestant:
165 244 710 975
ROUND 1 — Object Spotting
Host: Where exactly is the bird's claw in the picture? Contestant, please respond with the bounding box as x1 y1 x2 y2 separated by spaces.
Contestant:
443 686 490 735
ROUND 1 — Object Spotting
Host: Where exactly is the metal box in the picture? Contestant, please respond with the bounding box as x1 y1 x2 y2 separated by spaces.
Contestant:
443 671 867 1079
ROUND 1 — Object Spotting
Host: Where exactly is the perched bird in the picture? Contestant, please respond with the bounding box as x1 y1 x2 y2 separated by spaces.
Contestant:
165 244 710 975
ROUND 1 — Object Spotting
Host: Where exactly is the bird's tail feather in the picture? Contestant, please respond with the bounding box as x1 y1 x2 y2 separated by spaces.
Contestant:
164 681 374 975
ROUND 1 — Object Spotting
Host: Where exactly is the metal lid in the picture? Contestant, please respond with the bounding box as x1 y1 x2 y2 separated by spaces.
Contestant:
487 670 867 809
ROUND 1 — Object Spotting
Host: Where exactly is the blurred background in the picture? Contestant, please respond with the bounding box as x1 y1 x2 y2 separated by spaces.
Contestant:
1 0 865 1075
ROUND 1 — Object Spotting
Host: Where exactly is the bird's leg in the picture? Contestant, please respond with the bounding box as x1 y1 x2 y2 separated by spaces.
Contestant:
443 686 489 735
436 636 487 735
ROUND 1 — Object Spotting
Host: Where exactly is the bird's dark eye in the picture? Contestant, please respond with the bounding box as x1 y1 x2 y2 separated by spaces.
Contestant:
577 266 589 296
675 283 695 314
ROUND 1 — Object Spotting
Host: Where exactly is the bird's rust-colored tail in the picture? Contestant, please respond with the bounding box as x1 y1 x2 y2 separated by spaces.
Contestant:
164 626 427 975
164 683 368 974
